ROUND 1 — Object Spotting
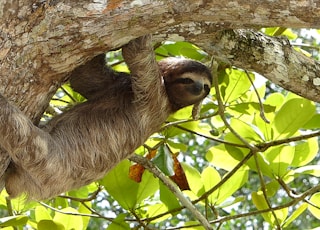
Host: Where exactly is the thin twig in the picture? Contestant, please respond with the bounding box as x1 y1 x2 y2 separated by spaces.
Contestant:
175 124 247 148
211 59 257 151
245 70 270 123
129 154 214 230
58 185 103 202
194 150 254 204
253 152 281 228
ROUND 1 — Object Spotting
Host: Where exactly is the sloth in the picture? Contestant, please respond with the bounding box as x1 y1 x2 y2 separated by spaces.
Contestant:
0 35 212 200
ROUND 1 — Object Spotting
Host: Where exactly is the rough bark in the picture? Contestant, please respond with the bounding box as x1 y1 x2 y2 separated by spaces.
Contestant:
0 0 320 190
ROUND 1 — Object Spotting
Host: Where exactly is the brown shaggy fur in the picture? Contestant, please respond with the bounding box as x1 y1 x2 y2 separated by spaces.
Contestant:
0 36 212 200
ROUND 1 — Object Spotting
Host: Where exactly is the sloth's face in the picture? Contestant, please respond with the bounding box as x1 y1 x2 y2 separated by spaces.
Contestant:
159 57 212 110
164 72 211 109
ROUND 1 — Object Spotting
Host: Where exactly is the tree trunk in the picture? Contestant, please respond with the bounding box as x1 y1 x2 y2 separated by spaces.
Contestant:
0 0 319 186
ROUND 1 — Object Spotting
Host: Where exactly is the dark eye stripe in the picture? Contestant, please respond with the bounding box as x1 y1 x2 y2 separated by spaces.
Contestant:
173 78 194 84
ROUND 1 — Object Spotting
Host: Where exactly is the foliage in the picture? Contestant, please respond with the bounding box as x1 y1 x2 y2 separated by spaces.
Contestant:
2 28 320 229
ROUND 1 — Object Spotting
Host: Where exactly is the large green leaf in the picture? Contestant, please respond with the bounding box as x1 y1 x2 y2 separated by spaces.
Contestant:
252 191 288 226
206 144 240 171
181 163 204 195
216 167 248 204
38 220 65 230
0 215 28 227
159 181 180 210
222 69 253 103
201 166 221 204
35 206 52 222
102 160 158 210
308 193 320 219
265 145 295 177
273 98 315 139
53 207 83 230
291 137 318 167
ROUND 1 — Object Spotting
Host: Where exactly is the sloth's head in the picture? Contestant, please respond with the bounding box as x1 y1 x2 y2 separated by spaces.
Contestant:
159 57 212 111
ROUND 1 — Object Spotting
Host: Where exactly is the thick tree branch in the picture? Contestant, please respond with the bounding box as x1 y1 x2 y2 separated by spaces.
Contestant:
199 30 320 103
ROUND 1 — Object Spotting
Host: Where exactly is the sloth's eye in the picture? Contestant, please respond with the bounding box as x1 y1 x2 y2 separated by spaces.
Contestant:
175 78 194 84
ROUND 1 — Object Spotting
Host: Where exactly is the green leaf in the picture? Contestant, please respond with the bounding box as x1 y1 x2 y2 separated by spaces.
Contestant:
78 202 92 230
102 160 158 210
38 220 65 230
252 191 288 225
35 206 52 222
294 165 320 177
145 203 170 223
223 69 253 103
201 167 221 204
53 207 83 230
159 181 180 210
152 146 175 176
106 213 130 230
102 160 139 209
265 145 295 177
302 114 320 129
217 196 245 209
136 171 159 204
308 193 320 219
206 144 240 171
283 203 307 228
0 216 28 227
216 167 248 204
291 137 318 167
265 92 285 109
273 98 315 138
226 118 265 144
181 163 204 195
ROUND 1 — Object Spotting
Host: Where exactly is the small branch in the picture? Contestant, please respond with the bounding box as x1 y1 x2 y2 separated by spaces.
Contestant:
129 154 214 230
253 152 281 228
39 202 101 218
58 185 103 202
175 124 247 148
212 59 257 151
194 150 254 204
256 130 320 152
245 70 269 123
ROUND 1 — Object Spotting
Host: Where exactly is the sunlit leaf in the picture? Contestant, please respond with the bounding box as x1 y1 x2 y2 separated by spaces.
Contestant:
265 145 295 177
159 181 180 210
273 98 315 138
283 203 308 228
252 191 288 226
181 163 204 195
102 160 158 210
201 166 220 204
265 92 285 109
292 137 318 167
38 220 65 230
53 207 83 230
145 203 170 223
35 206 52 222
226 118 265 144
0 216 28 227
223 69 253 103
308 193 320 219
294 165 320 177
106 213 130 230
216 167 248 204
206 144 240 171
302 114 320 129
